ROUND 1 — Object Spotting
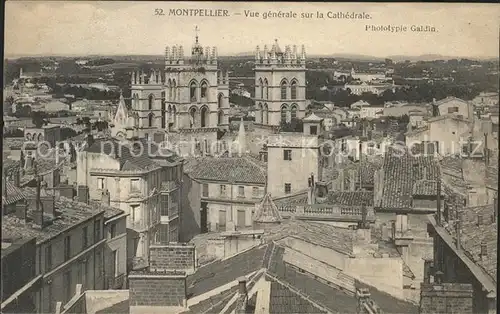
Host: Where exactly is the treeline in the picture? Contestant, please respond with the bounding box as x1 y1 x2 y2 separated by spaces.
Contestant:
86 58 115 66
229 93 254 107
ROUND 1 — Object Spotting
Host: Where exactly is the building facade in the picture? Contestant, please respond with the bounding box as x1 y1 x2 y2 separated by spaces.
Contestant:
128 31 230 143
254 40 307 127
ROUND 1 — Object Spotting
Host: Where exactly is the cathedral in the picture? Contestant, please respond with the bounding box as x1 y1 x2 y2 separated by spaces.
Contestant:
254 39 307 128
112 28 231 155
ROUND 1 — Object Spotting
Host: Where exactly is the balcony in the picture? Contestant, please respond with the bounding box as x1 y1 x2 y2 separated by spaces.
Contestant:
277 204 376 223
160 202 179 223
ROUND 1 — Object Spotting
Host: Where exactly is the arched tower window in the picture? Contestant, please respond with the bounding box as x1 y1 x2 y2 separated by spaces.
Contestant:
189 107 197 128
218 93 223 109
190 81 197 102
218 110 223 125
280 104 289 123
200 106 209 127
172 79 177 101
172 106 177 129
148 94 154 110
168 79 172 100
263 104 269 125
291 104 298 119
258 78 263 99
155 73 159 83
161 91 166 129
148 113 154 127
200 81 208 100
280 79 288 100
291 80 298 100
264 79 269 99
258 103 263 124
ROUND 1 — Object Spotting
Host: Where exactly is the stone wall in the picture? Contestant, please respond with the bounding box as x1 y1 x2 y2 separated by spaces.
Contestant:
149 244 196 273
129 271 186 307
420 283 473 314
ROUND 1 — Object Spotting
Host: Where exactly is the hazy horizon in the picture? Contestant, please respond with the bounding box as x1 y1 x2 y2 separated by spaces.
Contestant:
5 2 500 59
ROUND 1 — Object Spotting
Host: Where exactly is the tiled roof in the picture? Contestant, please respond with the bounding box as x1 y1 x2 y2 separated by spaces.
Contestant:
322 155 383 188
448 204 497 283
186 244 270 298
180 286 238 314
84 138 160 171
379 149 440 210
2 188 104 244
262 220 354 256
2 182 26 206
184 156 266 185
326 191 374 207
355 280 418 313
273 190 308 207
254 193 282 223
412 180 439 196
268 277 328 313
95 300 129 314
88 200 125 220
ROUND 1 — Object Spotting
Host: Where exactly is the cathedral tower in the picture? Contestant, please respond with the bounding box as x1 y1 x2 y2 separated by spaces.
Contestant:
254 39 307 128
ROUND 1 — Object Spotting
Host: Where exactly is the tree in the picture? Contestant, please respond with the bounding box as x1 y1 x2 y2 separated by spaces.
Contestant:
31 111 47 128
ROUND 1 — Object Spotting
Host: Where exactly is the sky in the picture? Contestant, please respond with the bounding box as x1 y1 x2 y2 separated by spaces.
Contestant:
4 1 500 58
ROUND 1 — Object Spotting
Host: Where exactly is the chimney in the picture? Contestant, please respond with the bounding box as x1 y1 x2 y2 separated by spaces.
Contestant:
25 153 34 170
480 241 487 260
434 270 443 284
422 258 432 284
40 181 56 218
77 185 89 204
436 178 441 225
31 177 44 228
102 189 110 206
484 133 489 166
86 134 95 148
477 214 483 226
356 288 371 314
235 276 249 314
15 201 28 222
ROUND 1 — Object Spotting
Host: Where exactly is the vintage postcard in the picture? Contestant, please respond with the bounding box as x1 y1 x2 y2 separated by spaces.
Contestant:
2 2 499 314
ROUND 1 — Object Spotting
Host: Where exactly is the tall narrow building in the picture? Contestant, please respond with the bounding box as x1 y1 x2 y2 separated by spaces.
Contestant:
254 39 307 128
129 27 230 153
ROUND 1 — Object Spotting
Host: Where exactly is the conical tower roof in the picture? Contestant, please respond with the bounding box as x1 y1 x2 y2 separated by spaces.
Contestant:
114 92 128 123
254 193 282 223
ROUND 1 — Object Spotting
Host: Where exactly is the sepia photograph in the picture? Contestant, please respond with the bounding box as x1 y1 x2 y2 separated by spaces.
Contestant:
2 2 499 314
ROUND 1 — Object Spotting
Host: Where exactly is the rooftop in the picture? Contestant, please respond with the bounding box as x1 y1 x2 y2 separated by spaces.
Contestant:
2 188 124 244
184 156 266 185
378 148 440 210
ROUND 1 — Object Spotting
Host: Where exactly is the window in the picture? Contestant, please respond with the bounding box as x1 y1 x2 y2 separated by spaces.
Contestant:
218 93 223 109
220 185 227 197
45 244 52 272
64 236 71 261
189 107 197 128
281 80 287 100
130 179 140 193
158 224 169 244
96 250 103 279
238 186 245 197
112 250 118 277
82 226 88 249
63 271 71 302
285 183 292 194
284 149 292 161
190 81 197 102
281 106 288 123
160 195 168 216
169 226 178 243
148 94 154 110
97 178 104 190
202 184 209 197
110 223 116 239
291 105 297 119
148 113 154 127
94 220 101 242
264 79 269 99
310 125 318 135
252 187 260 198
47 282 53 312
448 107 459 113
130 205 140 223
201 81 208 99
82 260 88 290
291 81 297 99
200 106 209 127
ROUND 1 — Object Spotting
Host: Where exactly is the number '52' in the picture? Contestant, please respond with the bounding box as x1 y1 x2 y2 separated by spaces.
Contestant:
155 9 164 16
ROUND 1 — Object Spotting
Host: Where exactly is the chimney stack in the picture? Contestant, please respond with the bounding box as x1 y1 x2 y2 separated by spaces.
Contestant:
25 153 34 170
102 189 110 206
235 276 249 314
477 214 483 226
484 133 489 166
238 276 247 296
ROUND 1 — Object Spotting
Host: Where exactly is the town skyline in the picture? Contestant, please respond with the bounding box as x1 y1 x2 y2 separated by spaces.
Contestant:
5 2 500 59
